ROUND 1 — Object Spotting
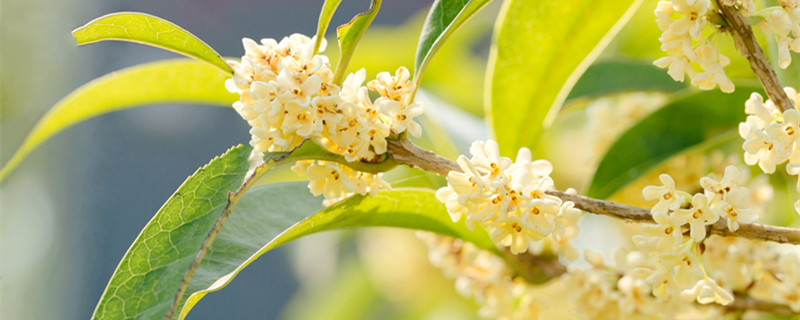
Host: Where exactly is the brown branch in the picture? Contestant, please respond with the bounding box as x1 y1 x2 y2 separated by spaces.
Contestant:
387 139 799 315
387 139 800 246
727 292 799 317
717 1 793 112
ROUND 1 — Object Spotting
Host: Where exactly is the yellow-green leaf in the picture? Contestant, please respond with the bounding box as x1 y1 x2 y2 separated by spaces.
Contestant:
486 0 642 156
0 59 236 182
314 0 343 55
333 0 382 84
73 12 233 74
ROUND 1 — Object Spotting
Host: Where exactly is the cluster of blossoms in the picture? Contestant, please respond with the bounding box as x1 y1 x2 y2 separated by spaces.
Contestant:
654 0 800 92
417 232 540 320
703 236 800 312
226 34 424 203
654 0 736 92
739 88 800 214
634 166 761 307
584 92 667 165
435 140 582 256
291 160 389 206
563 237 800 318
758 0 800 68
561 250 724 319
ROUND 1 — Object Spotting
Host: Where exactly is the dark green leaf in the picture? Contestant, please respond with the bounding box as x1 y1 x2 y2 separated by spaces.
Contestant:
566 60 687 101
487 0 642 156
73 12 233 73
0 59 236 182
413 0 491 87
587 88 760 199
333 0 382 84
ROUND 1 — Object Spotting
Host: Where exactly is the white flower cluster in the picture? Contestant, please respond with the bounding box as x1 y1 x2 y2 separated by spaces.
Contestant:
227 34 423 158
562 250 725 319
291 160 389 206
756 0 800 68
565 238 800 318
635 166 765 306
703 236 800 312
654 0 735 92
644 166 757 233
417 232 540 320
435 140 582 256
739 89 800 214
227 34 425 203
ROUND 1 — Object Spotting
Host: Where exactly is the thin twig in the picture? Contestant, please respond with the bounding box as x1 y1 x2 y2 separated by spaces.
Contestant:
727 292 799 317
388 139 799 316
717 1 793 112
387 139 800 245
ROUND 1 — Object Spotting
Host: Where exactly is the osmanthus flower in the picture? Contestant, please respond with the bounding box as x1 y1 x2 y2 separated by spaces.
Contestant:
642 174 686 215
673 193 718 241
654 0 736 92
416 232 540 320
227 34 431 206
292 160 389 206
680 277 735 305
771 252 800 311
697 165 758 231
753 0 800 68
436 140 582 256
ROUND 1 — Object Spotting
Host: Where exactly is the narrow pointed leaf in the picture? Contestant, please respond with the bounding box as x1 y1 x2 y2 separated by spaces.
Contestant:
314 0 343 55
91 145 252 320
413 0 491 87
566 60 687 101
487 0 642 156
175 185 497 319
333 0 381 84
587 88 760 199
73 12 233 74
0 59 236 182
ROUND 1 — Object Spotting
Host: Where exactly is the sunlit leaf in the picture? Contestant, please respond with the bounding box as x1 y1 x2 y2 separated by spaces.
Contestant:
333 0 381 84
0 59 236 182
413 0 491 89
176 185 498 319
73 12 233 73
91 144 252 320
314 0 343 55
566 60 686 101
587 88 760 199
487 0 642 156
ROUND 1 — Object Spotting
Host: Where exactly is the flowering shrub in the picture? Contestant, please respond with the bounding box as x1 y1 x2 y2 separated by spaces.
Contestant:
3 0 799 319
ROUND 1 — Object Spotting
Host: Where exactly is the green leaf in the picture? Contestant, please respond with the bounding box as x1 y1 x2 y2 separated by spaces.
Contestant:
487 0 642 156
0 59 236 182
113 180 495 319
314 0 343 55
587 88 760 199
413 0 491 89
566 60 687 101
91 144 252 320
333 0 382 84
176 186 497 320
73 12 233 74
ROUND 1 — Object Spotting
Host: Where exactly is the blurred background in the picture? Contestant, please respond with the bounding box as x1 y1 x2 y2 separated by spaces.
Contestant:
6 0 794 319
